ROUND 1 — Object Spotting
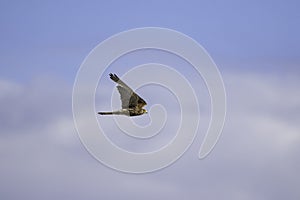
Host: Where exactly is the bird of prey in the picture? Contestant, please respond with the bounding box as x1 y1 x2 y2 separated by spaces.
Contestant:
98 73 148 117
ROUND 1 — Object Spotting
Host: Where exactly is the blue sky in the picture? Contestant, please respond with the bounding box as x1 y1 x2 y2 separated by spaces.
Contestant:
1 0 299 81
1 0 300 199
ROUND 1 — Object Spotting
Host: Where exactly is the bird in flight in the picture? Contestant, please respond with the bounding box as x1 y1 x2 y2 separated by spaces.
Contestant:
98 73 148 117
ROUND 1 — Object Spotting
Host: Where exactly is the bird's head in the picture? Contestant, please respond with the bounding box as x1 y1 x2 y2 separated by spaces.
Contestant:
142 109 148 114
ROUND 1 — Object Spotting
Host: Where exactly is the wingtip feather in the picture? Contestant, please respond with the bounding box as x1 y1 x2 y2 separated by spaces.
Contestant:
109 73 119 82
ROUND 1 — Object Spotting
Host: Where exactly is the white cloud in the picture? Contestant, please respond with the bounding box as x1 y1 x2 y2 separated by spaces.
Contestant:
0 71 300 200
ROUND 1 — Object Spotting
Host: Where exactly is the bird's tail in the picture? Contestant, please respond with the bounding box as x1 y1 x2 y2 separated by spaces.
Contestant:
98 111 122 115
98 111 114 115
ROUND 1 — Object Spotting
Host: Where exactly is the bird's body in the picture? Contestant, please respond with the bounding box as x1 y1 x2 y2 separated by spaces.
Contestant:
98 73 147 117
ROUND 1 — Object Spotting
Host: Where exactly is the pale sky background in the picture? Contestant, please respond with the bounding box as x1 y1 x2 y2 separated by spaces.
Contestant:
1 0 300 199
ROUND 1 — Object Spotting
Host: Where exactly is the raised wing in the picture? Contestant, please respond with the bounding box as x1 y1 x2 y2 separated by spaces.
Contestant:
110 73 147 109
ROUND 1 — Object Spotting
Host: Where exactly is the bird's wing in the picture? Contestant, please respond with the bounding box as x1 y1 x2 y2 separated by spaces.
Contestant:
110 73 133 92
110 73 147 109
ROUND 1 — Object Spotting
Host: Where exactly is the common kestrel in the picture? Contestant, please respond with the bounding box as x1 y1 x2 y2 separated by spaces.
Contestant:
98 73 147 117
